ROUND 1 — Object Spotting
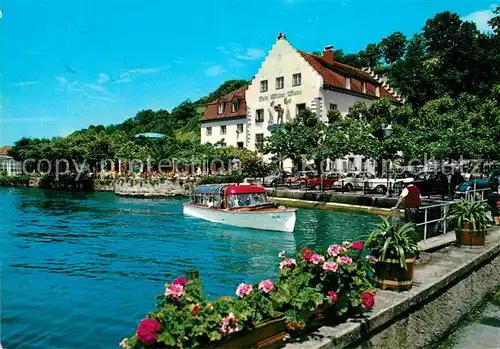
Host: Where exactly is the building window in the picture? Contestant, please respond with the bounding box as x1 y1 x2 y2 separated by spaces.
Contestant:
292 73 301 86
218 102 225 114
329 103 337 111
237 124 244 133
231 101 239 112
362 81 367 94
296 103 306 116
255 133 264 147
237 142 244 149
260 80 268 92
345 77 351 90
220 125 227 135
256 109 265 123
206 127 212 136
276 76 284 90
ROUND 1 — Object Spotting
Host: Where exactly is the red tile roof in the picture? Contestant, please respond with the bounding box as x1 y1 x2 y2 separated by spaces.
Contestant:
203 85 249 121
298 51 401 103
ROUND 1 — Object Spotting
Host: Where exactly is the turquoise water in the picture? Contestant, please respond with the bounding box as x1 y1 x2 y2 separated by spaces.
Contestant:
0 187 379 349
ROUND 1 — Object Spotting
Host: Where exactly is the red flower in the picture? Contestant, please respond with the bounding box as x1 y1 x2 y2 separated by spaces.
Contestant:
301 247 311 254
192 303 201 314
328 291 338 302
303 251 314 261
172 277 189 286
351 241 363 251
361 291 375 309
137 318 161 345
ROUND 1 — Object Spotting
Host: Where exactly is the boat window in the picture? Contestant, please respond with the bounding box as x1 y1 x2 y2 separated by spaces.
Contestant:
227 193 267 208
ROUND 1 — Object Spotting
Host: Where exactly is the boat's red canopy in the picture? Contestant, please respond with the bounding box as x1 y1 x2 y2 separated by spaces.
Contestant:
225 184 266 195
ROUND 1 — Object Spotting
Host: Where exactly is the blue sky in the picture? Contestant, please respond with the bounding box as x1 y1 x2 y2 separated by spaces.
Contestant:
0 0 497 146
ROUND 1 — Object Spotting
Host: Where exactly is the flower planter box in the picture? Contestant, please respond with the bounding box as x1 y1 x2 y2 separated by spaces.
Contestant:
373 257 414 292
285 303 332 335
455 222 486 248
213 317 286 349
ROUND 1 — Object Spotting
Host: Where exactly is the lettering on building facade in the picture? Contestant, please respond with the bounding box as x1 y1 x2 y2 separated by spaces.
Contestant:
259 90 302 102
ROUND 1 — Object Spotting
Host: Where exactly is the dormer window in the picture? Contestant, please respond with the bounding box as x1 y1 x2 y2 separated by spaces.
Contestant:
345 77 351 90
362 82 367 94
231 101 239 113
218 102 225 114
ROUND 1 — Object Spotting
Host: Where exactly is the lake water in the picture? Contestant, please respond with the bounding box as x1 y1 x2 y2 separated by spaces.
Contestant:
0 187 379 349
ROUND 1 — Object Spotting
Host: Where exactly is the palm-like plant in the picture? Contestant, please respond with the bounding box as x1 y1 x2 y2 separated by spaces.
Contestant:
445 198 493 232
364 217 419 269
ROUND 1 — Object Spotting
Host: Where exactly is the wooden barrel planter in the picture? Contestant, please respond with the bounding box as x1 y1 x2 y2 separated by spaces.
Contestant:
214 316 286 349
373 257 414 292
455 222 486 248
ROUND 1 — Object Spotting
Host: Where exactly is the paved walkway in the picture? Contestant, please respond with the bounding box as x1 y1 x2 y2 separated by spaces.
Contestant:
448 294 500 349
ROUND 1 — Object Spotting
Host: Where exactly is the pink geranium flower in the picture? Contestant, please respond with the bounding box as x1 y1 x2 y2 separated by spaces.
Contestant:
164 283 185 299
323 261 339 272
258 279 275 293
172 277 188 286
328 291 338 302
301 247 311 254
361 291 375 309
310 254 325 265
279 258 297 269
219 313 239 335
337 256 353 266
327 244 342 257
278 250 286 259
351 241 363 251
303 251 314 261
366 255 378 263
137 318 161 345
191 303 201 314
235 283 253 298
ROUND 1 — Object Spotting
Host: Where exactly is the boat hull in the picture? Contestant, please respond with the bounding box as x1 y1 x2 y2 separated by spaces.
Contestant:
183 204 297 232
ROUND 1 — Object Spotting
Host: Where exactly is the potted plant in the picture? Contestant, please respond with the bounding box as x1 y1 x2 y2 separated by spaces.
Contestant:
446 198 493 247
120 277 286 349
364 217 419 292
272 244 375 334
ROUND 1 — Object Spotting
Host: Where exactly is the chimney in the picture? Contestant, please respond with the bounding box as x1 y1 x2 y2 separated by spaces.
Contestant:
323 45 334 65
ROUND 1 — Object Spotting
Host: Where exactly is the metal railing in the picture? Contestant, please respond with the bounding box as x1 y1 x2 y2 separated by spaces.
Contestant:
416 186 492 240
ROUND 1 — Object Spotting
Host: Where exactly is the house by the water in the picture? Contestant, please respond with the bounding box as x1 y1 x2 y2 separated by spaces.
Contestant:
201 33 403 172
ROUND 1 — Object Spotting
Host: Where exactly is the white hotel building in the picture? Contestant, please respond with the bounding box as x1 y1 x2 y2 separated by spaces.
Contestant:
201 33 403 173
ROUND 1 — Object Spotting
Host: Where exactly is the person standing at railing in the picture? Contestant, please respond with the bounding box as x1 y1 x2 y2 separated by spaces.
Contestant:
392 183 421 223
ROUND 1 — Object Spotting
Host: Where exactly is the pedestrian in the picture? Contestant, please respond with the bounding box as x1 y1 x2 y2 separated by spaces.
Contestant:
392 183 421 224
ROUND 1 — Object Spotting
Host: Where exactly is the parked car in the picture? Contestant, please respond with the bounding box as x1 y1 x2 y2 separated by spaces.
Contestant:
307 172 343 190
263 171 292 187
285 171 317 189
455 178 493 199
395 171 462 197
367 171 416 194
332 171 376 191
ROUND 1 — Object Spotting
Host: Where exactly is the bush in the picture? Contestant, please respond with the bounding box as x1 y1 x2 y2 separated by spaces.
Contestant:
0 175 30 187
198 173 245 185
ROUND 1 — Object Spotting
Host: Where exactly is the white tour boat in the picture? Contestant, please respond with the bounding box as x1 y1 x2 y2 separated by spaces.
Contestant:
183 184 297 232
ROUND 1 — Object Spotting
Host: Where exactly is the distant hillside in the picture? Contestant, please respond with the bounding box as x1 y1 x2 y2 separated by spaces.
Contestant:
75 79 249 142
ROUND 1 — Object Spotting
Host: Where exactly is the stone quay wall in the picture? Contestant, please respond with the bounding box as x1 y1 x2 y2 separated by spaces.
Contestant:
95 178 194 197
284 227 500 349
